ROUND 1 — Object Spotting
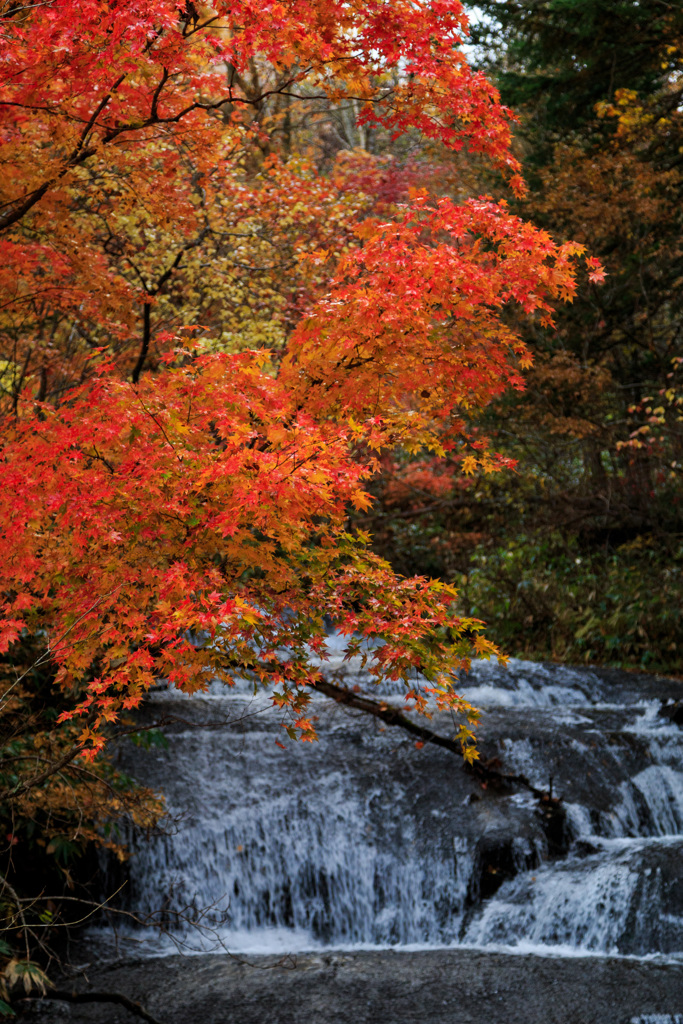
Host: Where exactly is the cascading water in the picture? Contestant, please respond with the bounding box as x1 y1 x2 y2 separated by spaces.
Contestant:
101 650 683 963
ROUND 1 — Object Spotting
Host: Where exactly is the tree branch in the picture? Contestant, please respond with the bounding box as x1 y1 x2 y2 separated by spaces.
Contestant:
132 301 152 385
314 678 547 797
0 71 316 232
0 740 88 804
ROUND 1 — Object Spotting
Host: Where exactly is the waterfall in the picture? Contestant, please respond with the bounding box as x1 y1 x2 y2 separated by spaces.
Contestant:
100 654 683 961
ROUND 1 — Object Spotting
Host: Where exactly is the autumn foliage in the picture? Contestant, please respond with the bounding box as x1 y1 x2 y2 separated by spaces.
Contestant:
0 0 602 767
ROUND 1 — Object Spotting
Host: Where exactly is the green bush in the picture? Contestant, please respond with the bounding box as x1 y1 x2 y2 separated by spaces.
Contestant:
460 534 683 674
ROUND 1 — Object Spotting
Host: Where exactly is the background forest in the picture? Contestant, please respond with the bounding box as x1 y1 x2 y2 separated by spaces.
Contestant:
366 0 683 674
0 0 682 1010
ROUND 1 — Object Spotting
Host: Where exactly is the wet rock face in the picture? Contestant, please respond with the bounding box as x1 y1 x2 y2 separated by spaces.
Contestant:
660 700 683 726
21 950 683 1024
536 794 570 858
93 656 683 960
468 829 543 902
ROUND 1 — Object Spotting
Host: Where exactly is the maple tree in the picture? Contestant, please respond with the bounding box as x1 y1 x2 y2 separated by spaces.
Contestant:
0 0 597 740
0 0 603 993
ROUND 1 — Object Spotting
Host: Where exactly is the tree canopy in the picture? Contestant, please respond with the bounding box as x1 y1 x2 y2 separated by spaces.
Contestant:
0 0 606 993
0 0 597 752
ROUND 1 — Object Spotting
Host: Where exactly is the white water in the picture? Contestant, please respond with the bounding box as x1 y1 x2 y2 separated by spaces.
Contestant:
463 835 683 955
102 656 683 961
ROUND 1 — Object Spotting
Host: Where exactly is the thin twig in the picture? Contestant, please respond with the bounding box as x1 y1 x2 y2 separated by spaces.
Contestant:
0 585 126 714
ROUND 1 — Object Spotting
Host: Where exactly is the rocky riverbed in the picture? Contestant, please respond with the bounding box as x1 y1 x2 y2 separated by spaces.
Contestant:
21 949 683 1024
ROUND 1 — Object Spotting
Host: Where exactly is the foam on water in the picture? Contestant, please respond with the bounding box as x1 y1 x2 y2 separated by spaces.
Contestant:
118 748 476 949
616 766 683 836
101 656 683 961
463 837 683 956
631 1017 683 1024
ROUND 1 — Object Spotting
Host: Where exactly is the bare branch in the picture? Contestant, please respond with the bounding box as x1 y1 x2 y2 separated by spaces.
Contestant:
314 678 548 797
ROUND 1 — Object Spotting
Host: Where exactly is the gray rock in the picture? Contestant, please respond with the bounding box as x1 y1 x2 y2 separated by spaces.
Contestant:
20 949 683 1024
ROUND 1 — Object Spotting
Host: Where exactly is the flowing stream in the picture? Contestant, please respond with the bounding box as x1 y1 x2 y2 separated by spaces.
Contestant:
102 649 683 965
